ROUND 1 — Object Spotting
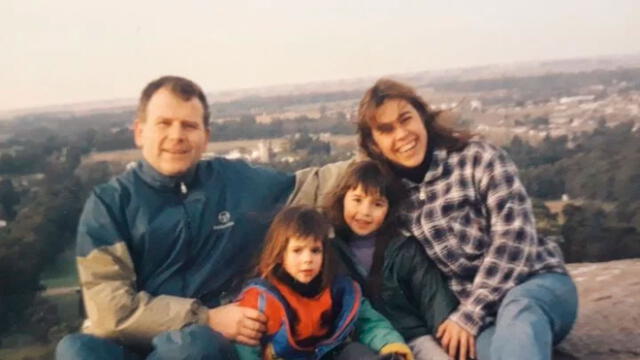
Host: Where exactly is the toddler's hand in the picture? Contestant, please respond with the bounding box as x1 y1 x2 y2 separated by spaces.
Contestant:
379 343 414 360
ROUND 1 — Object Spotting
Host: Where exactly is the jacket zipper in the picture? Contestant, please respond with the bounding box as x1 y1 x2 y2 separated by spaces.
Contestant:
180 181 193 295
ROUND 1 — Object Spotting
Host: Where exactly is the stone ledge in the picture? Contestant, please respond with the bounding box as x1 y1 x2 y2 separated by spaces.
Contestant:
555 259 640 360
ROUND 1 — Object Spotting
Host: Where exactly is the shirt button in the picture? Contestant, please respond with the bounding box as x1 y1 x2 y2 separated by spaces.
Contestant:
419 190 426 200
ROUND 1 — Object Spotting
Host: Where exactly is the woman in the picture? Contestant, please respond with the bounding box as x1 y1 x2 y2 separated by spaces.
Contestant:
354 78 578 360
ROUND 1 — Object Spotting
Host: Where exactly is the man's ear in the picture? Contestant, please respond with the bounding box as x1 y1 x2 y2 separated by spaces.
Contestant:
133 120 144 148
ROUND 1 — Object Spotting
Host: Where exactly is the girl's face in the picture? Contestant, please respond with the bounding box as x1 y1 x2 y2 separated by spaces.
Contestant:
343 184 389 236
282 236 323 284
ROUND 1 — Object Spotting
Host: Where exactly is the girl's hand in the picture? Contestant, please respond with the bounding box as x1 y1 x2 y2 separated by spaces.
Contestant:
437 320 476 360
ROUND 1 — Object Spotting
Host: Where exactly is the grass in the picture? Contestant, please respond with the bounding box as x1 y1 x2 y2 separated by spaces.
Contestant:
48 292 83 326
0 343 54 360
40 248 78 289
0 248 82 360
0 292 81 360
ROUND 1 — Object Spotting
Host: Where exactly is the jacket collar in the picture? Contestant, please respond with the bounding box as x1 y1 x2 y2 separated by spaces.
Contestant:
401 146 447 188
134 158 198 191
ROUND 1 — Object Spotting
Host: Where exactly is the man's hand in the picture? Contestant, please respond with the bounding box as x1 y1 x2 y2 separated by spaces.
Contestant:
437 319 476 360
208 303 267 346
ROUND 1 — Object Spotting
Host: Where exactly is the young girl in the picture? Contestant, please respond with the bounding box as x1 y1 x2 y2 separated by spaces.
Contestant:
234 205 413 360
324 160 458 360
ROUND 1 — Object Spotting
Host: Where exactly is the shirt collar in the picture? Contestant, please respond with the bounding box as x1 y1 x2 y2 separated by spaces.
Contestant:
134 158 198 191
401 147 448 188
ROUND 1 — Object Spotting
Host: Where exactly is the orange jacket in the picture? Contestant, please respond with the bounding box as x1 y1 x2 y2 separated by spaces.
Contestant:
236 275 363 359
239 278 333 345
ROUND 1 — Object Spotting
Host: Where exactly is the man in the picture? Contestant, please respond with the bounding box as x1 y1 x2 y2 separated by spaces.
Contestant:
56 76 343 359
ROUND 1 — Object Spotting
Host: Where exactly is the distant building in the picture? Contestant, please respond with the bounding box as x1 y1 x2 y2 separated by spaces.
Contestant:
559 95 596 104
255 113 272 124
549 116 570 125
434 102 458 110
255 140 273 163
470 100 483 111
222 149 245 160
279 155 299 163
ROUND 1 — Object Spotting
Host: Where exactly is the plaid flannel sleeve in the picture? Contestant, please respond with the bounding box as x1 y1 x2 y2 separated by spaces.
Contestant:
448 146 537 335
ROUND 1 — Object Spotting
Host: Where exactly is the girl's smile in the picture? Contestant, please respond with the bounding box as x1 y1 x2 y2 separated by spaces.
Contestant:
343 185 389 236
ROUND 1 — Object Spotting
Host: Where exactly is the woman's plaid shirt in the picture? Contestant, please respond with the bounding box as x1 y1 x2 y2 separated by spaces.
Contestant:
401 141 566 335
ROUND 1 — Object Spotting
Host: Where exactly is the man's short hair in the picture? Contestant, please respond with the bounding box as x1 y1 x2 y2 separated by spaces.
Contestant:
137 76 211 128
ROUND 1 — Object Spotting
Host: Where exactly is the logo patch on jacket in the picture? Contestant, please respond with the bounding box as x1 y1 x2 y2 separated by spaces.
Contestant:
213 211 234 230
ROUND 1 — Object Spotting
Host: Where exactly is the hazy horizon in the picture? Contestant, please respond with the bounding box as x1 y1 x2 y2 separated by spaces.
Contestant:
2 0 639 112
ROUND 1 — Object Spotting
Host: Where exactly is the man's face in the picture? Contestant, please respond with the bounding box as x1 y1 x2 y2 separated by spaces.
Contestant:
134 87 209 176
370 98 428 168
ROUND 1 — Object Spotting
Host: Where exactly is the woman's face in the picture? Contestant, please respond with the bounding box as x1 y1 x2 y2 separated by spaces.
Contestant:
370 98 428 168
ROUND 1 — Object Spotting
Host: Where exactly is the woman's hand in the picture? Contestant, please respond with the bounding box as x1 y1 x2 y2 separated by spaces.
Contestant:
437 320 476 360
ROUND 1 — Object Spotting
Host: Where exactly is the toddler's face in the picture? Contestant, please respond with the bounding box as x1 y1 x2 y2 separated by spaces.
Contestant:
343 185 389 236
282 236 323 284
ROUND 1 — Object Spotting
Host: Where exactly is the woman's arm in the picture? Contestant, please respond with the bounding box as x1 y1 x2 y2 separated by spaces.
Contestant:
449 145 537 335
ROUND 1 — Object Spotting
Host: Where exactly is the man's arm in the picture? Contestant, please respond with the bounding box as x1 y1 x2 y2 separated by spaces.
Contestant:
289 159 354 207
77 191 208 346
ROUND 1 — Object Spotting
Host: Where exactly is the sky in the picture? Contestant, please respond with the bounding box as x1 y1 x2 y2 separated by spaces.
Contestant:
1 0 639 112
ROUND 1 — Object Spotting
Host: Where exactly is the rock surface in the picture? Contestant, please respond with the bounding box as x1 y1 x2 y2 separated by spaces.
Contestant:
555 259 640 360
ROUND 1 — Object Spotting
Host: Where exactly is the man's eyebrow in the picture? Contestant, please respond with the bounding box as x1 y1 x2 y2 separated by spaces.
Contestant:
152 116 171 122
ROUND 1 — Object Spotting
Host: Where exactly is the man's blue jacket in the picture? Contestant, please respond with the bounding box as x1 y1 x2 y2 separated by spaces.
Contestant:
76 157 342 345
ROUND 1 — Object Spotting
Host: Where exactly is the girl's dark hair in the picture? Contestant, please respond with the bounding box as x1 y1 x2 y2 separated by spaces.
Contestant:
323 160 406 298
357 78 472 166
257 205 334 289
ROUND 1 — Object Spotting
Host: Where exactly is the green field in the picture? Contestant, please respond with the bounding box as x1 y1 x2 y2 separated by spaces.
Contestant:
0 292 81 360
1 248 81 360
40 248 78 289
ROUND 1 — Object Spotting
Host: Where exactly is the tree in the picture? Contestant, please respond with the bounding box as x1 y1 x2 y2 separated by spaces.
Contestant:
561 204 640 262
531 199 560 237
0 179 20 220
